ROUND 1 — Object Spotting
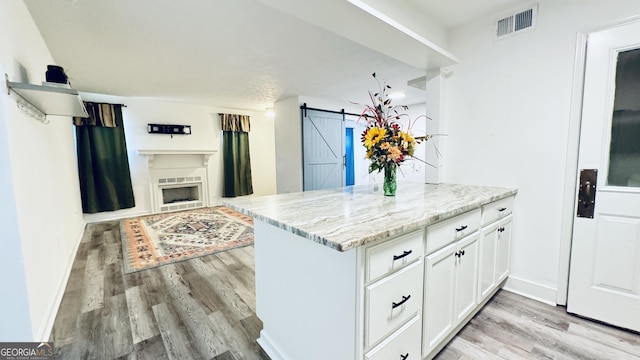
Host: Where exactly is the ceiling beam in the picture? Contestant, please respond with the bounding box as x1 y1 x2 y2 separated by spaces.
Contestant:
257 0 459 70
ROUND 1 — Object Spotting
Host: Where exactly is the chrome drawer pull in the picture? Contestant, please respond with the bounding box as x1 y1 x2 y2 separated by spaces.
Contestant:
498 207 507 212
393 250 412 261
455 225 468 232
401 353 409 360
392 295 411 309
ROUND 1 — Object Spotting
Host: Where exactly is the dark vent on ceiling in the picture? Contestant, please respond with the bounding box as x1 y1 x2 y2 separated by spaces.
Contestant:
495 4 538 40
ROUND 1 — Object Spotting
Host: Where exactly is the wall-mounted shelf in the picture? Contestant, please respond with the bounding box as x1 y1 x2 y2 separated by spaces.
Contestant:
5 73 88 121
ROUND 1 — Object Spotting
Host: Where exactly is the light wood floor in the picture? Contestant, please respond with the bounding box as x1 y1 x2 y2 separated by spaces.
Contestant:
50 220 640 359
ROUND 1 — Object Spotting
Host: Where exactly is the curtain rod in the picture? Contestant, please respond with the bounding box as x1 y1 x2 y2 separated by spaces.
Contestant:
85 101 127 107
300 103 362 118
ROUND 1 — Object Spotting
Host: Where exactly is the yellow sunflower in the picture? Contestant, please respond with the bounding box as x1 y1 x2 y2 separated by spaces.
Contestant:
363 127 387 149
399 131 414 144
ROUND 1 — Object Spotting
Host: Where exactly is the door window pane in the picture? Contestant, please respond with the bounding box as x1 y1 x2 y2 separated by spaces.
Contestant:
608 48 640 187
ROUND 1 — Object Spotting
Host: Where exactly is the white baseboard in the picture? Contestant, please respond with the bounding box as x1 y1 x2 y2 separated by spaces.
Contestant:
35 221 86 341
83 209 150 224
504 275 557 306
257 330 288 360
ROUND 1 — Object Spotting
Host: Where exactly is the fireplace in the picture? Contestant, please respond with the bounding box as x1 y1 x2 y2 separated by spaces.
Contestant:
162 185 199 204
152 169 208 213
138 149 216 214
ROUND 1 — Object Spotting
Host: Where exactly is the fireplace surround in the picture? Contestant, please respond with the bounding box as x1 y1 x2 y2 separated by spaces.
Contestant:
138 149 216 213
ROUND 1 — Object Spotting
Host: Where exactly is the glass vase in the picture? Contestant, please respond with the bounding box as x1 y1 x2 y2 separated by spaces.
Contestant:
383 166 397 196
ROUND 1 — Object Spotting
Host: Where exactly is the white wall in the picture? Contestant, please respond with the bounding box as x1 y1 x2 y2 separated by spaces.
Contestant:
0 1 86 340
82 95 277 223
443 0 640 303
0 62 32 341
274 96 303 194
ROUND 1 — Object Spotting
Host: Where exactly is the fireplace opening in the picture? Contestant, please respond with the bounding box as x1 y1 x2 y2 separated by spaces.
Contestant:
162 185 200 204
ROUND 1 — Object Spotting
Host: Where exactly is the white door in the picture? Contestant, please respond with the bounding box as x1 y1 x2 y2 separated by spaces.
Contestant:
302 109 344 191
567 21 640 332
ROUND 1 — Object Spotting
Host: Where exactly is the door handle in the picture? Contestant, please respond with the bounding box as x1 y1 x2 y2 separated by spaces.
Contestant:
577 169 597 219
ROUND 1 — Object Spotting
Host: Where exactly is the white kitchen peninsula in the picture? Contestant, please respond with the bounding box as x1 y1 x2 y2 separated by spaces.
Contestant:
225 183 517 360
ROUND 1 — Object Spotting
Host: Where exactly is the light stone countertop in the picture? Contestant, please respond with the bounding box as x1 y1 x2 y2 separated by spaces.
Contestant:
224 183 517 252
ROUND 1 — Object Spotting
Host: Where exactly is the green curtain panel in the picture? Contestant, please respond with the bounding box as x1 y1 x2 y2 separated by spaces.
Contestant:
221 114 253 197
74 103 135 213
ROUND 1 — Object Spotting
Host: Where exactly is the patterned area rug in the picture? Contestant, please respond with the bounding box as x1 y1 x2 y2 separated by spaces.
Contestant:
120 206 253 273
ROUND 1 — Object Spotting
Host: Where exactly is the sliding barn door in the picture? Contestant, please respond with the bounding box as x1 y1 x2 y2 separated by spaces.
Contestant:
302 109 344 191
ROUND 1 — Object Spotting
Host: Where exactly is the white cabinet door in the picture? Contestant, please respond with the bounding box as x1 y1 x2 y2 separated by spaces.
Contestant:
478 223 498 302
454 233 479 325
495 216 512 283
423 241 456 356
423 232 480 356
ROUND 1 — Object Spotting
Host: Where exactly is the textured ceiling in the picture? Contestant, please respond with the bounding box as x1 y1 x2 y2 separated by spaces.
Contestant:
24 0 523 111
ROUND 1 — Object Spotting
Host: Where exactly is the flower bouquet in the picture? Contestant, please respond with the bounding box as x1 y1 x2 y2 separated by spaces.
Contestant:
358 73 432 196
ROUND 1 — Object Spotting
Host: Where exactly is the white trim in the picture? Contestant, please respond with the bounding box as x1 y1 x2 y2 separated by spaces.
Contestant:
557 32 588 306
83 209 150 224
137 149 216 168
504 275 557 306
257 330 288 360
36 221 86 341
137 149 217 155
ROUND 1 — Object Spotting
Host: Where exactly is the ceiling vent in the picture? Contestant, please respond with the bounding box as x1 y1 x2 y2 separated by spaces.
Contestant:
494 4 538 40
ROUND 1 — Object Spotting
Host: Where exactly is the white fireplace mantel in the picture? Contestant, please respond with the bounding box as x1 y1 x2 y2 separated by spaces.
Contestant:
137 149 217 168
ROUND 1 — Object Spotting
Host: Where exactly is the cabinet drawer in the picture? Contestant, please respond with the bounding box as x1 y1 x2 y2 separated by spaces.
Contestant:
481 196 514 225
365 260 423 348
364 315 421 360
366 230 423 283
426 209 481 254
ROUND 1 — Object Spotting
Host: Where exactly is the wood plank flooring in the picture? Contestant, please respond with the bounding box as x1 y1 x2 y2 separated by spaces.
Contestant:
50 220 640 359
